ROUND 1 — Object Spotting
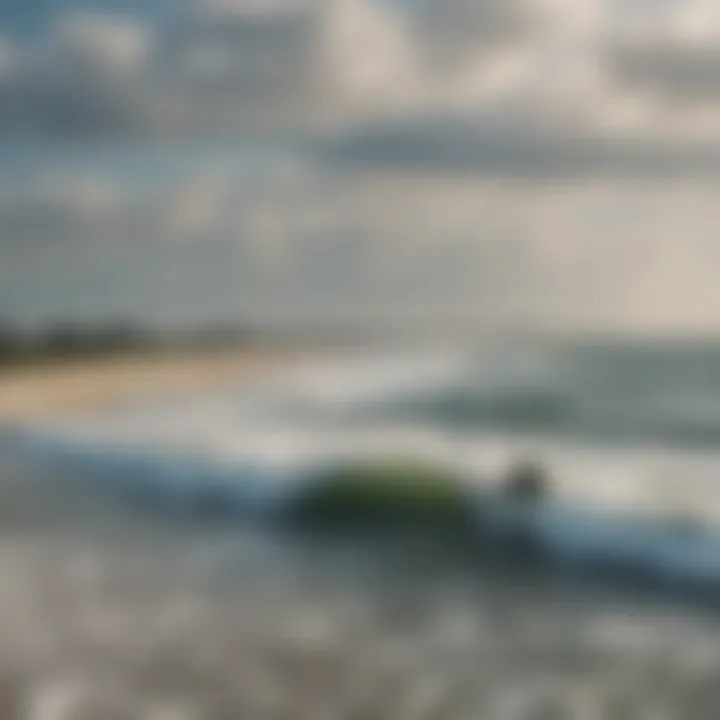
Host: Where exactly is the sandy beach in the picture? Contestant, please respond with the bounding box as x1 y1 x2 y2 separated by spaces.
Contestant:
0 347 301 424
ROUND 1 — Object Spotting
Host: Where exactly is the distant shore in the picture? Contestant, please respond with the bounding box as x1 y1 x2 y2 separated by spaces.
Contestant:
0 345 306 424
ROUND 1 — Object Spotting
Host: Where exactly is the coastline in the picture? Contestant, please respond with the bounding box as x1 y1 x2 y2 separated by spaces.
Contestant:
0 345 304 424
4 342 720 610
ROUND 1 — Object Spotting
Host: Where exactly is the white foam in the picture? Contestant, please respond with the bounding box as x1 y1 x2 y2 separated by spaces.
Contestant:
10 349 720 588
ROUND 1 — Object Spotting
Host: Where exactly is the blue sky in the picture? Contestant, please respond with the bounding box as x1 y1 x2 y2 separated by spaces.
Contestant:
0 0 179 36
2 0 720 333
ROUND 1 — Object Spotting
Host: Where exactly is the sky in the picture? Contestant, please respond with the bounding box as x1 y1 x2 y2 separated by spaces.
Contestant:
2 0 720 334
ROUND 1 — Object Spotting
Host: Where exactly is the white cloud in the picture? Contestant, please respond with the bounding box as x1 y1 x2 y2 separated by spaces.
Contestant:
322 0 419 115
49 13 151 75
0 0 719 148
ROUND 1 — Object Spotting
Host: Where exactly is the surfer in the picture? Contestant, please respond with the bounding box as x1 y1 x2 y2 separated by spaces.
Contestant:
503 458 548 505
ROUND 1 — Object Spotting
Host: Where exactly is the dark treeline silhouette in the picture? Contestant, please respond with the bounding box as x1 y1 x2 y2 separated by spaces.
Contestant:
0 321 263 368
0 316 421 369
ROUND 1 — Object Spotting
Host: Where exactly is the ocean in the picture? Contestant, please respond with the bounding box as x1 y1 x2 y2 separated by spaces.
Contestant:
3 340 720 716
17 339 720 521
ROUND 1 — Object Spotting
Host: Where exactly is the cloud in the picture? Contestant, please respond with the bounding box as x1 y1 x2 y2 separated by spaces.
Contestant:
0 15 152 136
0 0 718 150
0 3 324 136
0 0 622 139
321 113 720 179
611 41 720 104
595 0 720 133
5 155 720 332
406 0 542 74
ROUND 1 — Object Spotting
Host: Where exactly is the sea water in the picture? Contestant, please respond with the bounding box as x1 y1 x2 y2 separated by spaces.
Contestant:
16 340 720 521
3 341 720 716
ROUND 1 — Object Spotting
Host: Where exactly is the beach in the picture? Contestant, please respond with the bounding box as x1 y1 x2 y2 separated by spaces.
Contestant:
0 347 302 424
1 342 720 717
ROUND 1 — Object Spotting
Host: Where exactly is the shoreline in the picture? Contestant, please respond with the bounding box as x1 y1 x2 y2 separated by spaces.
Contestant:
3 346 720 615
0 345 306 425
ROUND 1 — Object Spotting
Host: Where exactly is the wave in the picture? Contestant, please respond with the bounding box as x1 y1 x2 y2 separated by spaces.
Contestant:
7 422 720 604
333 343 720 449
377 384 720 448
7 343 720 602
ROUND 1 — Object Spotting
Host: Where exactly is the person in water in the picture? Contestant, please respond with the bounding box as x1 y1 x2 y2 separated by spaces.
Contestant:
503 458 549 504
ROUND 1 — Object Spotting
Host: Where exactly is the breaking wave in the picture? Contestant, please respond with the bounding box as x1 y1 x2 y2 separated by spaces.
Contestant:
8 342 720 599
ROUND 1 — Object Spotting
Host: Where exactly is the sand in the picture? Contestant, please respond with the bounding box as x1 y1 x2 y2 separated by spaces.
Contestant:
0 347 301 424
